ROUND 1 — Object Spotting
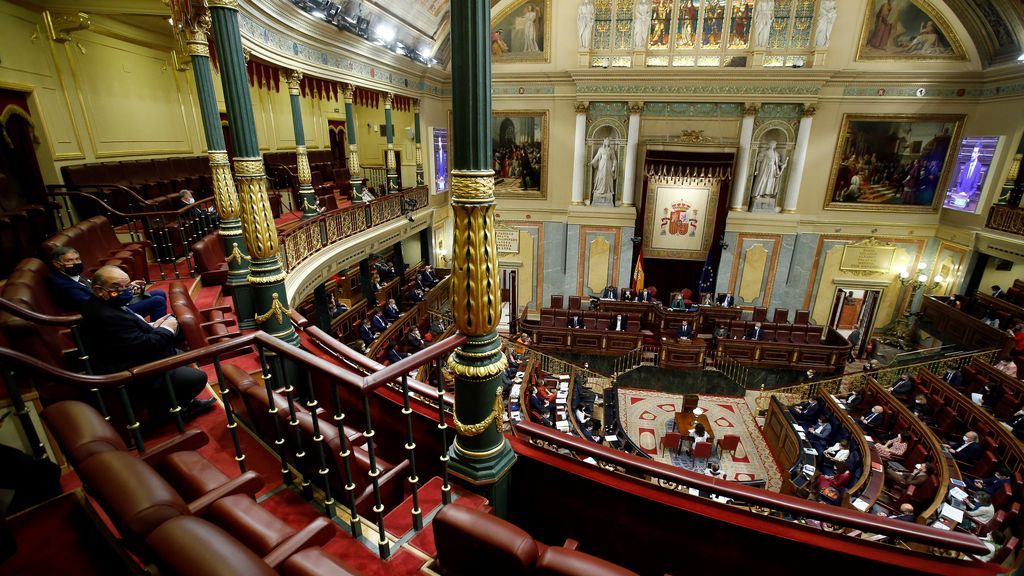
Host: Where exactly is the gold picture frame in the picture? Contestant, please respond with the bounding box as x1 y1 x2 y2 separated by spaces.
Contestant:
491 0 551 64
856 0 966 62
492 110 548 199
823 113 965 213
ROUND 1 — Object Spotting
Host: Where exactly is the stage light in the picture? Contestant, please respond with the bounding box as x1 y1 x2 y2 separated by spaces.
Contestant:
375 25 395 43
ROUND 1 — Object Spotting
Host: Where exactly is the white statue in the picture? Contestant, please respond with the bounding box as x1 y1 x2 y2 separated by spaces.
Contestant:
578 0 596 50
754 0 774 49
590 137 617 206
751 140 787 199
814 0 838 48
633 0 652 50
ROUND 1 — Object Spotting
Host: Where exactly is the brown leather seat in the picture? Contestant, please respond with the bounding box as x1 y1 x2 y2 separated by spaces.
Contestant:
191 233 229 286
281 546 362 576
535 547 639 576
206 494 334 567
0 259 78 378
167 282 239 353
146 516 277 576
41 399 128 466
433 504 540 576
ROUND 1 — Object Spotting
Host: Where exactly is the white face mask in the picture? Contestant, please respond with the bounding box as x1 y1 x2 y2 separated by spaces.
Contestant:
184 197 195 204
915 464 923 471
963 436 970 444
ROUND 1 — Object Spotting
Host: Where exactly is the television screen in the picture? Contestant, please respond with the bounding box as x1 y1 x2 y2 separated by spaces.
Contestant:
941 136 1000 213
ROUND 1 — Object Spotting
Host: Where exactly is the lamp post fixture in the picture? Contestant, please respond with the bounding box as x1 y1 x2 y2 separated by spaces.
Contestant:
879 262 943 350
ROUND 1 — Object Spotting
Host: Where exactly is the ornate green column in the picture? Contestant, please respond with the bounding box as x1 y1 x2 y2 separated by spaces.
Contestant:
413 101 424 186
208 0 298 345
446 0 515 516
342 85 364 202
384 93 399 193
184 9 255 329
286 70 320 219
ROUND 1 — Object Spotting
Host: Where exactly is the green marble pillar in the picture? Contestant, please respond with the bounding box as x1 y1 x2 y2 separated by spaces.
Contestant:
384 93 398 193
184 10 255 329
342 85 364 202
208 0 298 345
446 0 515 516
414 101 424 186
285 70 320 219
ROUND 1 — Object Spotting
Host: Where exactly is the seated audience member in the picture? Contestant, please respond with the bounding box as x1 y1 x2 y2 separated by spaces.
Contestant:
601 285 617 299
843 389 864 410
358 321 375 346
946 296 961 310
568 313 584 329
941 366 964 388
964 492 995 531
81 266 214 419
528 388 553 425
608 314 627 331
790 397 821 424
980 382 1004 410
910 395 933 421
514 333 531 355
574 404 590 424
745 321 765 341
386 344 409 364
889 374 913 398
327 299 344 319
807 416 832 450
383 298 401 322
179 189 218 228
407 326 425 351
687 422 710 455
621 288 635 302
637 287 652 302
823 439 850 464
714 324 729 340
981 312 1000 328
1009 410 1024 440
418 264 439 289
718 292 735 308
536 381 557 404
978 531 1007 563
973 468 1011 495
802 369 817 385
992 285 1006 299
676 320 693 340
670 293 686 309
1009 324 1024 357
886 462 932 487
875 433 908 461
375 259 397 279
409 287 425 303
880 503 915 522
588 297 599 311
370 309 388 335
48 246 168 321
994 357 1018 378
814 462 852 493
704 462 725 479
858 405 886 432
947 431 984 466
370 271 384 292
350 339 368 355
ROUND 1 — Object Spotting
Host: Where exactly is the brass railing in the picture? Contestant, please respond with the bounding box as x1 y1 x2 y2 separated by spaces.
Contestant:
986 203 1024 236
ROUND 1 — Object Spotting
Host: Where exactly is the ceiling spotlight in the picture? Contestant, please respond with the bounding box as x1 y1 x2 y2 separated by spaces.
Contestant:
375 25 395 43
418 46 433 59
311 10 325 18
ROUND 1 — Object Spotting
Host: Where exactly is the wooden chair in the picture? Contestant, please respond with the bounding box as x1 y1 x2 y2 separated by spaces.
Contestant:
682 394 699 413
717 434 741 461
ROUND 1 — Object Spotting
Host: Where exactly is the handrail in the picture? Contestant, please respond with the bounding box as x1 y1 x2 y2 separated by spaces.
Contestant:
48 182 158 207
0 296 82 326
46 185 215 220
514 420 988 555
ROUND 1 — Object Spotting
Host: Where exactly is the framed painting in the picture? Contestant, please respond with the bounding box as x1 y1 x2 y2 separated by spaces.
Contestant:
642 176 721 261
824 114 965 213
492 110 547 199
857 0 965 61
491 0 551 63
941 135 1001 214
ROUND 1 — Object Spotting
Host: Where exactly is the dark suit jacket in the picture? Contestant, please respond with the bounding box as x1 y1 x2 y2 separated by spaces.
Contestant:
943 370 963 388
719 295 734 307
746 327 764 341
383 305 400 321
953 441 984 465
608 318 626 331
601 288 617 299
568 316 584 329
81 296 176 373
637 290 651 302
358 324 374 343
621 291 635 302
387 349 408 363
676 325 692 339
861 411 883 428
890 379 913 396
370 315 388 333
48 271 93 311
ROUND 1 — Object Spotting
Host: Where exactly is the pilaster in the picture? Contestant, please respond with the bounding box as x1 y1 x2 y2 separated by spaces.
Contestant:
286 70 320 219
384 93 399 193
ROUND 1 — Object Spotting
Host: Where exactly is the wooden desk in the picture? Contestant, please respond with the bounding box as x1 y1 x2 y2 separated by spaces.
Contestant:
674 411 714 443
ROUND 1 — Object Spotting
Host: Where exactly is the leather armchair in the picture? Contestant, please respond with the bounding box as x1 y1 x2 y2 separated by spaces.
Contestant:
282 546 361 576
535 547 639 576
146 516 277 576
433 504 540 576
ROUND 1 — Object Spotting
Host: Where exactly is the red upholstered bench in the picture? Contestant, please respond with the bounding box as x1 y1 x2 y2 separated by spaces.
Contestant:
191 232 228 286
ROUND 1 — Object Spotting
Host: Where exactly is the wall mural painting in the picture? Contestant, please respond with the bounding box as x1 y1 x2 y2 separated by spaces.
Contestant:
491 0 551 62
492 111 547 199
857 0 965 60
643 176 721 261
824 114 965 213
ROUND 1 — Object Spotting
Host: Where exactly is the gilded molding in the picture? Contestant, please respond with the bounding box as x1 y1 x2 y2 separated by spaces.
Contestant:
207 0 239 10
347 146 361 173
386 149 396 171
574 102 588 114
46 11 90 43
802 105 817 118
248 271 288 285
450 387 504 436
450 170 495 203
185 12 211 57
287 70 302 95
446 352 507 380
384 93 394 109
208 151 241 219
451 202 501 336
225 242 251 265
254 294 289 325
744 104 759 116
232 157 279 258
343 85 354 103
628 101 644 115
295 145 312 186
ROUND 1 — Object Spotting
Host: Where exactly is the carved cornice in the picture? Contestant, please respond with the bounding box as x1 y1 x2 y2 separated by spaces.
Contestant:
45 11 90 43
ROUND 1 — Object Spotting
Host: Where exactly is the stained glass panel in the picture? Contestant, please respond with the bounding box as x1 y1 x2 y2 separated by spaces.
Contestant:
762 54 785 66
648 0 673 50
675 0 699 49
728 0 754 49
790 0 814 48
614 0 635 50
593 0 613 50
768 0 792 49
702 0 726 49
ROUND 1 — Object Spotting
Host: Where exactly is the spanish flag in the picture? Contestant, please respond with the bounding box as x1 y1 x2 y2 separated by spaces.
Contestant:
632 247 645 291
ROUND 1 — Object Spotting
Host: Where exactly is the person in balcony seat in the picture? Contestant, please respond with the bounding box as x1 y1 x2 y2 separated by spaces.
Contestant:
48 246 168 321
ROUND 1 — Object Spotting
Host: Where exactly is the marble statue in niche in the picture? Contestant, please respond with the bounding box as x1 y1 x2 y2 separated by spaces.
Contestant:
634 0 653 50
751 140 788 210
590 137 618 207
815 0 837 48
578 0 596 50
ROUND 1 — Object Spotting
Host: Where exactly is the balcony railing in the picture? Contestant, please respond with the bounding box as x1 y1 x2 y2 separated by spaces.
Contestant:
986 203 1024 236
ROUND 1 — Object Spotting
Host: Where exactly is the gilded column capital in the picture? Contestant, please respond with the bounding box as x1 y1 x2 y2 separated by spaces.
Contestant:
286 70 302 95
184 11 211 57
384 93 394 109
802 105 817 118
413 100 420 113
451 170 495 204
343 84 354 103
574 101 589 115
206 0 239 10
628 101 644 115
744 103 759 117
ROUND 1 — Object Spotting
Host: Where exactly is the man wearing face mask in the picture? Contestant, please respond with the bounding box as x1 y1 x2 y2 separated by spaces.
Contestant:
48 246 168 321
946 430 984 466
80 265 215 420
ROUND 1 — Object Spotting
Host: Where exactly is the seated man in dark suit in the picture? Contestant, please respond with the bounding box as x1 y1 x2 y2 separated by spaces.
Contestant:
568 314 584 329
382 298 401 322
807 415 832 452
48 246 168 321
746 321 765 341
80 266 214 420
676 320 693 340
608 314 627 331
636 287 652 302
407 326 425 351
858 405 886 433
601 285 617 299
386 344 409 364
369 309 388 335
947 431 984 466
409 287 425 303
718 292 735 307
358 321 375 346
942 367 963 388
621 288 635 302
375 259 397 279
418 265 439 289
889 374 914 398
790 397 821 424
